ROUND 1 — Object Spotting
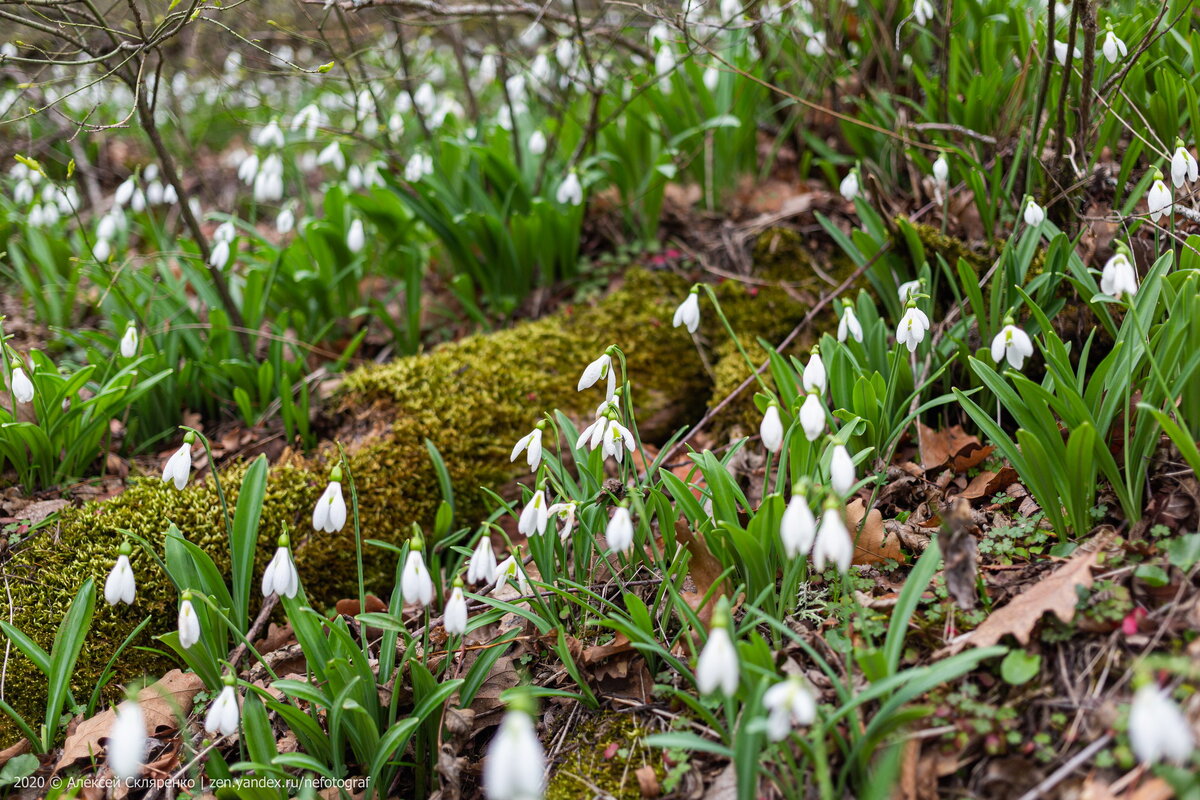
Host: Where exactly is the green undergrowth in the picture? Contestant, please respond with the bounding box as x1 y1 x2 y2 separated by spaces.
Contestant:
545 712 665 800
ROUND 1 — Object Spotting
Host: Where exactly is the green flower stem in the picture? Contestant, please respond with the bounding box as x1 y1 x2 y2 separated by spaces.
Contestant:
700 285 773 395
182 427 233 537
337 442 368 654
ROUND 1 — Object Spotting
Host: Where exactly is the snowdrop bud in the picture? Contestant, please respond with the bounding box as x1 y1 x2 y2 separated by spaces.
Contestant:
839 169 859 201
208 238 231 269
204 680 241 736
262 536 300 598
468 536 498 585
104 543 137 606
898 279 921 305
896 305 930 352
802 347 826 394
275 206 295 234
812 500 853 573
673 287 701 334
528 130 547 155
799 393 826 442
760 403 784 453
178 592 201 648
829 444 855 496
781 487 817 558
518 489 550 536
696 602 739 696
837 302 863 343
114 177 136 207
483 706 545 800
119 324 138 358
9 363 33 404
130 188 146 213
161 184 178 205
107 698 146 780
913 0 934 26
606 505 635 553
556 171 583 206
703 66 720 91
932 154 949 184
990 321 1034 371
1147 170 1172 222
312 471 347 532
1101 25 1127 64
402 539 435 607
162 432 195 490
1170 139 1198 188
510 423 545 472
445 581 468 635
1023 197 1045 227
347 219 365 253
763 675 817 741
1100 245 1138 299
1128 684 1195 764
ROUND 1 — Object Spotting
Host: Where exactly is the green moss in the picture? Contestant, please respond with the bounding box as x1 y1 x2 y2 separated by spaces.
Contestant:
545 712 665 800
903 220 989 272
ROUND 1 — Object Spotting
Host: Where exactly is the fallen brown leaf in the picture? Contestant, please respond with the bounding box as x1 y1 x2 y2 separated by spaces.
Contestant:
675 519 729 626
918 423 993 473
958 467 1017 501
847 499 905 565
0 738 31 768
636 764 662 798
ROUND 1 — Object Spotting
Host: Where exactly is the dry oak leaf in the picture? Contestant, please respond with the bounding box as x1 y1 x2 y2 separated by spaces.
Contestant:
847 499 905 565
675 519 729 627
918 423 993 473
57 669 204 771
951 534 1111 652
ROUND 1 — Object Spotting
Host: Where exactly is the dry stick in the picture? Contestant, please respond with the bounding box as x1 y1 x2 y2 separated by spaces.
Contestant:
1073 0 1097 169
1051 0 1080 203
226 593 280 671
1013 734 1112 800
1025 0 1055 202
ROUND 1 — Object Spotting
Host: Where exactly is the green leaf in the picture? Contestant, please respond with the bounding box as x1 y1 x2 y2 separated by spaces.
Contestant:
45 579 95 749
0 753 38 786
1166 534 1200 572
231 456 269 633
1134 564 1170 587
1000 650 1041 685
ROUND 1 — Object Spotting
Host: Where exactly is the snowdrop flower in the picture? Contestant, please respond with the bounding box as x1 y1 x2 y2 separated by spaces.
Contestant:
602 418 636 463
577 350 616 399
802 347 825 394
178 592 201 648
291 103 323 139
347 219 365 253
402 540 435 607
483 705 545 800
805 31 827 57
547 501 578 540
492 553 529 595
990 321 1034 370
897 305 930 352
93 239 112 262
760 403 784 453
812 502 853 573
1101 25 1127 64
1128 684 1195 764
275 206 295 234
1147 170 1172 222
839 169 859 201
208 238 231 269
837 302 863 343
9 363 33 404
214 221 237 242
511 423 545 472
204 680 240 737
237 152 260 184
932 155 949 185
898 279 922 305
528 130 547 155
162 433 195 490
1023 197 1045 227
696 604 739 696
312 468 347 532
119 324 138 358
255 119 285 149
799 393 825 442
1171 139 1198 188
261 536 300 598
556 171 583 206
781 486 816 558
404 153 433 182
518 489 550 537
104 543 137 606
1054 40 1080 66
763 676 817 741
913 0 934 26
317 141 346 172
703 66 720 91
606 506 635 553
114 177 137 207
445 580 468 635
468 536 498 584
577 400 617 451
673 287 701 333
829 444 855 496
107 698 146 780
1100 246 1138 299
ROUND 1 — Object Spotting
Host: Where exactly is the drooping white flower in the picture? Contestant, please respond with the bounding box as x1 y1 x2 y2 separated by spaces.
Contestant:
107 699 146 780
1054 40 1080 65
214 221 237 242
347 219 365 253
404 153 433 182
898 279 921 305
208 238 231 269
402 545 435 607
799 393 825 442
760 404 784 453
838 304 863 343
829 444 856 496
547 501 578 541
696 624 739 696
812 505 853 573
1171 141 1198 188
577 352 616 399
990 324 1034 370
932 155 949 184
1147 172 1172 222
781 491 817 558
802 349 826 394
528 131 547 155
317 141 346 172
492 554 530 595
556 172 583 206
518 490 550 537
178 595 201 648
162 438 194 490
1128 685 1195 764
897 306 930 352
105 549 136 606
1101 28 1127 63
913 0 934 26
1100 249 1138 298
9 365 33 404
468 536 498 584
254 119 285 149
204 684 240 736
114 177 137 207
839 170 859 201
275 206 295 234
483 708 545 800
763 676 817 741
673 289 701 333
119 324 138 358
601 419 636 463
312 477 347 532
445 584 468 635
1023 197 1045 227
261 543 299 598
606 506 635 553
511 426 544 472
